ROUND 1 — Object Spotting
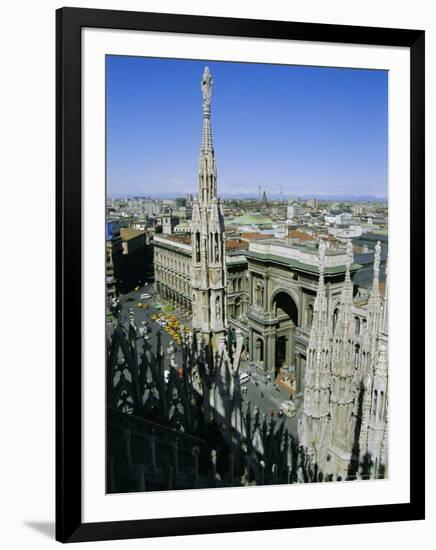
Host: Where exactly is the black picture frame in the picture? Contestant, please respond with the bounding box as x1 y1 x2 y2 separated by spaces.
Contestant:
56 7 425 543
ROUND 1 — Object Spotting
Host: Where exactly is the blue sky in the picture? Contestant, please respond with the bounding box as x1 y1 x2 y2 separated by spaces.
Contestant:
106 56 388 199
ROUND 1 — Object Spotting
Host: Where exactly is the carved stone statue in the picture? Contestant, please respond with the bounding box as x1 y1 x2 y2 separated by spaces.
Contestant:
256 280 264 309
318 240 327 276
374 240 381 278
201 66 213 106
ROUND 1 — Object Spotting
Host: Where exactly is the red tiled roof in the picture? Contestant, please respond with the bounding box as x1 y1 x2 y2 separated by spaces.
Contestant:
225 239 249 251
287 230 314 241
162 234 191 244
240 232 270 241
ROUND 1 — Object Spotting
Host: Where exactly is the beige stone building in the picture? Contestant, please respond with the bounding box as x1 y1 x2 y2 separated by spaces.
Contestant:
154 234 192 315
245 239 363 395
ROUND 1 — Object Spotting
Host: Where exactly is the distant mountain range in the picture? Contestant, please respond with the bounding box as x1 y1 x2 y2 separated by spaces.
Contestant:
220 193 387 202
282 194 387 203
109 191 387 203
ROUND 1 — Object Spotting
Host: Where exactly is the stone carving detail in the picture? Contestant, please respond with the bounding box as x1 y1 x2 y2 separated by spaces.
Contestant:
201 66 213 107
255 280 264 309
215 296 221 321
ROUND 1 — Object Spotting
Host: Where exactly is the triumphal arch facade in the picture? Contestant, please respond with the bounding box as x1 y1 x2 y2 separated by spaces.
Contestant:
246 239 357 394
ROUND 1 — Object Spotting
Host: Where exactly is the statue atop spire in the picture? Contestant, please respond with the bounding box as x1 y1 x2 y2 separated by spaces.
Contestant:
319 239 326 277
201 66 213 109
310 240 328 339
373 240 381 282
366 241 383 347
382 258 389 334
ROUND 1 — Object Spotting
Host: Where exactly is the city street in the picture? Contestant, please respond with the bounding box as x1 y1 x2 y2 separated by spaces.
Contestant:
108 284 299 438
108 284 189 371
238 363 299 437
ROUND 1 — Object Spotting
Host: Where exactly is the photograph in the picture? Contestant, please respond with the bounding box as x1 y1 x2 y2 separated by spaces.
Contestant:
105 56 389 493
0 0 430 547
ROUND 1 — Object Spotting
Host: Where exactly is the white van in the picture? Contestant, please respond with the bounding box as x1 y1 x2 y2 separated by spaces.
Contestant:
239 373 250 384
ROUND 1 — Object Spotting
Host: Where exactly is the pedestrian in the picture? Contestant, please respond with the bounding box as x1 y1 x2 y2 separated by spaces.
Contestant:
260 391 264 398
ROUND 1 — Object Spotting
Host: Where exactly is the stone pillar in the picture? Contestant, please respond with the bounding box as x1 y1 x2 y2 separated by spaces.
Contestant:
249 328 254 363
264 274 269 311
124 429 132 469
249 272 254 306
172 439 179 478
297 287 303 327
297 354 306 396
134 464 146 492
287 325 295 367
149 434 157 474
295 354 301 393
265 329 276 375
191 447 200 481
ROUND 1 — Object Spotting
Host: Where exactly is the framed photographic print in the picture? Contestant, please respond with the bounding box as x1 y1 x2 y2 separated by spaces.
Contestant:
56 7 425 543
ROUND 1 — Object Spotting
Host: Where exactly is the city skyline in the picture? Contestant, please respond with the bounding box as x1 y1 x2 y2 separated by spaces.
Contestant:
106 56 388 200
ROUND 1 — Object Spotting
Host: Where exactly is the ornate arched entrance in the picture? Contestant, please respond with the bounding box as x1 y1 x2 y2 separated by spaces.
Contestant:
271 291 298 376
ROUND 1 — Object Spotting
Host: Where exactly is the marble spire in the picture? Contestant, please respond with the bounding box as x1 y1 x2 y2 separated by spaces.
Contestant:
298 240 332 464
191 67 227 356
382 258 389 335
329 240 358 475
367 241 382 339
333 239 354 343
